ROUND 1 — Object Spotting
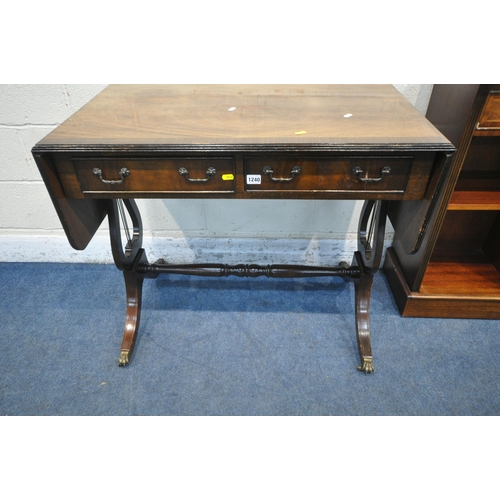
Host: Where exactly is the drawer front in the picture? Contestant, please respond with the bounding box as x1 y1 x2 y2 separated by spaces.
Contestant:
476 92 500 133
71 157 235 195
244 156 413 194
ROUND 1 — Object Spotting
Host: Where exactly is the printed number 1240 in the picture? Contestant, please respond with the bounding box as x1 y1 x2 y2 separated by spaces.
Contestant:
246 175 261 185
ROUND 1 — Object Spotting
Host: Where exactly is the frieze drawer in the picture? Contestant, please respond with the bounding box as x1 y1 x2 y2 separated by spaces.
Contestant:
59 157 236 197
244 156 413 195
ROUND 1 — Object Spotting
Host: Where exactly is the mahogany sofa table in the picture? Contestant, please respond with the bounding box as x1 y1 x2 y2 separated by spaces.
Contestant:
32 85 454 373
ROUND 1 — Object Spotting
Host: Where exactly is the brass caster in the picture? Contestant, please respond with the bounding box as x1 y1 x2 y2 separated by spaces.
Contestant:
118 350 130 367
357 357 374 374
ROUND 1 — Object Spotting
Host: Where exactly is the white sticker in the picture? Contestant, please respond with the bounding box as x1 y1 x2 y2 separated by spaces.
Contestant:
246 174 261 185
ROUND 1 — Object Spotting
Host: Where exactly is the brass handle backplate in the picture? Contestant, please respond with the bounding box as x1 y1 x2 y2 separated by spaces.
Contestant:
262 165 301 182
352 166 391 183
93 167 130 184
179 167 216 182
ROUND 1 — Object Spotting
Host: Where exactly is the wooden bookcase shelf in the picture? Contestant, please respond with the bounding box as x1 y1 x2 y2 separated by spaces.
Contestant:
419 259 500 298
448 191 500 210
385 84 500 319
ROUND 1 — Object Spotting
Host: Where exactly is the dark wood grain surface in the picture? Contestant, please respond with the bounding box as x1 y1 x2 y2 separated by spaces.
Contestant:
37 85 450 149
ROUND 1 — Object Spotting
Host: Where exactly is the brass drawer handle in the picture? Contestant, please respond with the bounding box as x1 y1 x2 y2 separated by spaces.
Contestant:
179 166 216 182
263 165 301 182
93 167 130 184
352 166 391 183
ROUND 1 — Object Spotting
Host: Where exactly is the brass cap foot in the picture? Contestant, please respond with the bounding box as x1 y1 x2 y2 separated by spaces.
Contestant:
357 357 374 374
118 350 130 367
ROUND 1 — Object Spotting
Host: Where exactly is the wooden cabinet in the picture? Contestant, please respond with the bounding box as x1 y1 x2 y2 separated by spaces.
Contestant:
385 84 500 318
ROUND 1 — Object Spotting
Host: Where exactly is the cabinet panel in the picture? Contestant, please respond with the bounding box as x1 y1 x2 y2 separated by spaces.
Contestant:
431 210 498 258
457 136 500 190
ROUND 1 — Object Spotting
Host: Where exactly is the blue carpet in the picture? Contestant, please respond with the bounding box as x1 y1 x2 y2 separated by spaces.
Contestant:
1 262 499 415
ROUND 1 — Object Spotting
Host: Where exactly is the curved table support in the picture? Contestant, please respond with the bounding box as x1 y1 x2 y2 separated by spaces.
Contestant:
108 200 149 366
118 267 145 366
353 200 389 373
107 198 389 372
